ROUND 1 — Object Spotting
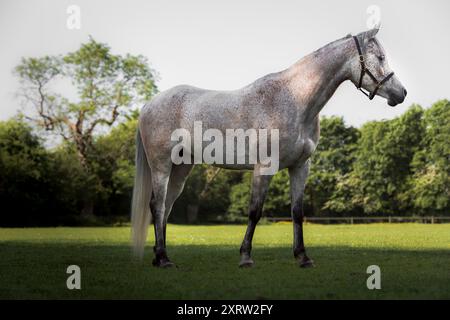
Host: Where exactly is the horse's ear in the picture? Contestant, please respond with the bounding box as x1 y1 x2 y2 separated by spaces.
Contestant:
365 26 379 40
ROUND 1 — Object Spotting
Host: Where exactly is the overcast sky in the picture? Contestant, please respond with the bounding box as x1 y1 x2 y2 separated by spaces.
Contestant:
1 0 449 126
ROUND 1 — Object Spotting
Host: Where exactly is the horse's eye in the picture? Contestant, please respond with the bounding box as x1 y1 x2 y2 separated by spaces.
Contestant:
378 55 385 62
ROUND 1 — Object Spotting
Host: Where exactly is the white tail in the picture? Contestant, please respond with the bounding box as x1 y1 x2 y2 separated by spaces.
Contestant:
131 129 152 258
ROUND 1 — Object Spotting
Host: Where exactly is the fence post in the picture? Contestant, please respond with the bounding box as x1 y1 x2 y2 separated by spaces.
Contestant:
431 216 434 224
388 216 392 223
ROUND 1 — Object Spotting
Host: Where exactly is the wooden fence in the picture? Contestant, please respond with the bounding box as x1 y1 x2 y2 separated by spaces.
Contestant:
266 216 450 224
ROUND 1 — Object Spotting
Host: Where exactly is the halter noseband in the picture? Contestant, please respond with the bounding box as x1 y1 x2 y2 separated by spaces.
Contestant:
353 36 394 100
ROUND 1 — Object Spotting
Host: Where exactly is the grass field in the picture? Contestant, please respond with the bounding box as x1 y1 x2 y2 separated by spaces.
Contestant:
0 223 449 299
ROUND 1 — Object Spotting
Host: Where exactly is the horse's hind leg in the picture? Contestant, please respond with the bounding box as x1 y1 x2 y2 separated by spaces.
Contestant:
239 171 273 267
150 162 174 268
162 164 193 247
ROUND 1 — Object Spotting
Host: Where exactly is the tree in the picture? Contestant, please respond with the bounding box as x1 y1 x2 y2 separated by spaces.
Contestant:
91 112 139 217
15 37 157 214
408 100 450 215
328 106 425 215
0 118 47 225
307 116 359 216
0 118 79 226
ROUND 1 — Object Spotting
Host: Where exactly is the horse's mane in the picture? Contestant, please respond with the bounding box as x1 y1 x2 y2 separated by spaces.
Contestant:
313 34 352 55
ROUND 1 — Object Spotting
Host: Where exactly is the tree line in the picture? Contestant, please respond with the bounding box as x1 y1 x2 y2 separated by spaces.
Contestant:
0 39 448 226
1 100 448 226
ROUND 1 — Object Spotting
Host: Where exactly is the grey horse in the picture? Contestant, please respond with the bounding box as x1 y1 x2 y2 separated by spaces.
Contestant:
131 28 407 268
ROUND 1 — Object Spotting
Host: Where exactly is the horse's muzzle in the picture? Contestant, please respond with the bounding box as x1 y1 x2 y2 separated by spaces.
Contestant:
388 88 407 107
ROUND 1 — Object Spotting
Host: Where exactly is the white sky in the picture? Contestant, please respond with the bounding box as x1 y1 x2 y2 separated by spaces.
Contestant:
0 0 449 126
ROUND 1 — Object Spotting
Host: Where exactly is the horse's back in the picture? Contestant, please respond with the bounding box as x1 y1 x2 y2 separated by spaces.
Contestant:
142 84 210 113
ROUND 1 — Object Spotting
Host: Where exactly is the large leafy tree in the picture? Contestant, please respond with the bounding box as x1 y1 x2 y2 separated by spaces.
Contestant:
307 116 359 216
15 37 157 214
0 119 49 225
408 100 450 215
91 112 139 217
0 118 71 226
329 106 425 215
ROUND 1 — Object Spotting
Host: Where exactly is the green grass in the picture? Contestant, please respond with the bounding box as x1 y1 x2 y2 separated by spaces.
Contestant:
0 223 449 299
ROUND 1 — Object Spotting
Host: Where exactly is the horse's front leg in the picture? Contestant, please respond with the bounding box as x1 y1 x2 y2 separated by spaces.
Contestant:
239 171 273 267
289 159 314 268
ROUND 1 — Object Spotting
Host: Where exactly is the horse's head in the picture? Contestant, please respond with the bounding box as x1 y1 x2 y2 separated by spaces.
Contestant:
350 28 407 106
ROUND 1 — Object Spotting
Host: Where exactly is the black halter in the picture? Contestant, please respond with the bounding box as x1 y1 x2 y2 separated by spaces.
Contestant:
353 36 395 100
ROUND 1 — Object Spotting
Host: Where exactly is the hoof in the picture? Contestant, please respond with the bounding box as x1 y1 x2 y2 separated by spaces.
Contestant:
239 258 254 268
152 258 175 268
299 258 314 268
160 260 176 268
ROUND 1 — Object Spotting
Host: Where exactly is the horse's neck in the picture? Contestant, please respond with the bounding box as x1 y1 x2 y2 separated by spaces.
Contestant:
284 37 354 122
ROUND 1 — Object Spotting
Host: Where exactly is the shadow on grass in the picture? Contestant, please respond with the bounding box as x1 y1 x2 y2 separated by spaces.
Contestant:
0 242 449 299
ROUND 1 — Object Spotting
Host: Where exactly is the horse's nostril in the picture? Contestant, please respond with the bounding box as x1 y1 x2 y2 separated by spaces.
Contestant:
403 88 407 97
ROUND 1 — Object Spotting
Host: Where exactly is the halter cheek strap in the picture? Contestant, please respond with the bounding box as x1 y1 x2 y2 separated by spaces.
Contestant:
353 36 395 100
